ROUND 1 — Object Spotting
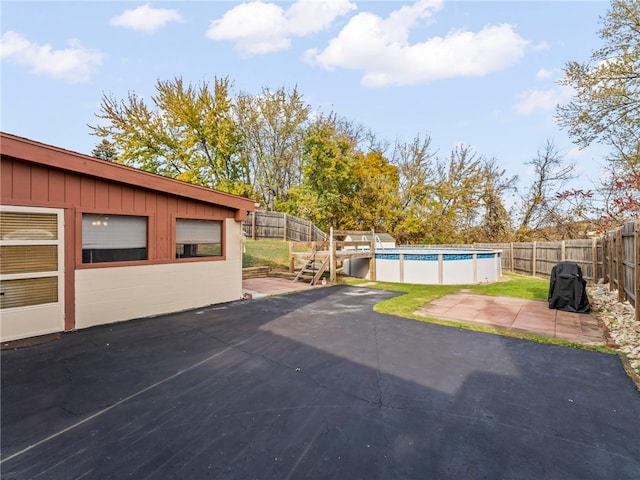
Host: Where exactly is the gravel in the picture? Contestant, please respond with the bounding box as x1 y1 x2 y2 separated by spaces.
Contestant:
588 284 640 374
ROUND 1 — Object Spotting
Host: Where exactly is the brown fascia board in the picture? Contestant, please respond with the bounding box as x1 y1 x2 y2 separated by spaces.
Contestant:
0 132 256 215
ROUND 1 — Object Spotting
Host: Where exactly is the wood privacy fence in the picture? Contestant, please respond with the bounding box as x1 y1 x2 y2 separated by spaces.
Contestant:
242 211 327 242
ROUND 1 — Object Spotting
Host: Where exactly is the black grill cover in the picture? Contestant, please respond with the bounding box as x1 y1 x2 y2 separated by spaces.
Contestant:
548 261 591 313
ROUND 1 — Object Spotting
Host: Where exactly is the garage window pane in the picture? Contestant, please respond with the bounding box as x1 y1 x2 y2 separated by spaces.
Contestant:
1 245 57 274
0 212 57 240
82 214 147 263
176 219 222 258
0 277 58 309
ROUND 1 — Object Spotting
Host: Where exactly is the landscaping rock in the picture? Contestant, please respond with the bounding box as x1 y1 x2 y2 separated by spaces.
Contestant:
588 286 640 373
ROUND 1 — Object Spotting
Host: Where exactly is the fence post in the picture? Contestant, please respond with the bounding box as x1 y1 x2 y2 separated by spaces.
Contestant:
510 243 514 273
532 241 537 278
635 220 640 322
617 227 624 302
330 227 336 282
592 238 598 284
609 231 615 291
283 213 287 241
370 228 376 281
561 240 566 261
251 211 256 240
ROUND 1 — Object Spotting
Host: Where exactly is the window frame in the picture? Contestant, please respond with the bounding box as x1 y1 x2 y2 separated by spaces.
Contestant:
174 217 224 261
80 213 150 266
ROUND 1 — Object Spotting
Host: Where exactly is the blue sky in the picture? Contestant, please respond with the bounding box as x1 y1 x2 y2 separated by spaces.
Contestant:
2 1 609 193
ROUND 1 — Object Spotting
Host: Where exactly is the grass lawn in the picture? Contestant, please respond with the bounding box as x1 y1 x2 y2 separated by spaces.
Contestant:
242 239 291 269
339 274 549 319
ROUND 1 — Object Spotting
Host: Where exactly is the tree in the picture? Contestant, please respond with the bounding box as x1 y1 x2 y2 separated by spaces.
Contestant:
89 77 246 194
346 150 402 232
91 139 118 161
557 0 640 225
389 134 438 244
473 158 517 242
285 114 360 231
427 145 488 243
557 0 640 155
235 86 310 210
515 140 578 240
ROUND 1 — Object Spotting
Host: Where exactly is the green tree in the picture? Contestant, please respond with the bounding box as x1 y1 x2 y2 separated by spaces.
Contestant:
557 0 640 157
235 86 310 210
91 139 118 161
557 0 640 225
285 115 360 231
89 77 246 194
346 150 401 232
427 145 487 243
390 134 437 244
473 158 516 242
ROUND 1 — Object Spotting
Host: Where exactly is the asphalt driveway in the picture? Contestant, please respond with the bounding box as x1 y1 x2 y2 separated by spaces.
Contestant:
2 285 639 479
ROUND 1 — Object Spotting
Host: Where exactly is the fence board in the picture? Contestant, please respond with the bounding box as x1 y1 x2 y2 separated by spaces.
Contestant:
242 211 328 242
622 222 635 306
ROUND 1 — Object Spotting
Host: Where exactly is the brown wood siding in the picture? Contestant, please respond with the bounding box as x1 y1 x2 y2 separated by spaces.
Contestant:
1 156 238 255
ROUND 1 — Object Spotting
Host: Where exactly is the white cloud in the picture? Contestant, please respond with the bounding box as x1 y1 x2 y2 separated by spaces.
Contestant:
305 0 529 87
206 0 356 56
531 40 550 52
110 3 183 34
535 67 553 81
0 31 103 83
514 85 573 116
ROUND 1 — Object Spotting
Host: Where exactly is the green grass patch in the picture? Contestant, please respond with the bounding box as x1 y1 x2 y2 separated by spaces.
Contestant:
341 277 460 318
242 240 290 269
467 274 549 300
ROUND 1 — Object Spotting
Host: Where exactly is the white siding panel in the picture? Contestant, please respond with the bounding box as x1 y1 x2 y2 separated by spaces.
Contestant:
225 219 242 261
75 262 241 329
1 304 62 341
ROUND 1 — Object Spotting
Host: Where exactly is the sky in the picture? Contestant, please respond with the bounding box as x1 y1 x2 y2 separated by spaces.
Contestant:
1 0 611 194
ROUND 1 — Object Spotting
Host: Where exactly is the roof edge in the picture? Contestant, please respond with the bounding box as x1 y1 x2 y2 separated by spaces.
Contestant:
0 132 256 212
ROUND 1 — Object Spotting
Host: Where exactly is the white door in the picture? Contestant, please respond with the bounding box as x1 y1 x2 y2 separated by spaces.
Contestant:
0 206 65 341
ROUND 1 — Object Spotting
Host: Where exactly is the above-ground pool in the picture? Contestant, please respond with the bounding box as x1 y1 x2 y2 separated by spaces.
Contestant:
343 248 502 285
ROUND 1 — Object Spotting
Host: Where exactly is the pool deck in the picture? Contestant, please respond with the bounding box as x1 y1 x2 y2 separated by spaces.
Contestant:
243 278 604 345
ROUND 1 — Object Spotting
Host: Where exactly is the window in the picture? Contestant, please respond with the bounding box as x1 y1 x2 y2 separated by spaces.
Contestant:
82 214 147 264
176 219 222 258
1 211 60 309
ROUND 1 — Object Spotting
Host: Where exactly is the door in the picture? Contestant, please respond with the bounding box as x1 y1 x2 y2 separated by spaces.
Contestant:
0 206 65 341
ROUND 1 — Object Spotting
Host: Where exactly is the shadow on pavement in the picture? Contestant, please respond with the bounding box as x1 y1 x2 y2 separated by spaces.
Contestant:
2 285 639 479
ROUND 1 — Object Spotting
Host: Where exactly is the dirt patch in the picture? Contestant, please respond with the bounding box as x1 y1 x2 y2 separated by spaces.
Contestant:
2 333 62 351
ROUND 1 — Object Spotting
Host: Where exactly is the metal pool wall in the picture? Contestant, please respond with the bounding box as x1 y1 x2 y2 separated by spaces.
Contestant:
343 249 503 285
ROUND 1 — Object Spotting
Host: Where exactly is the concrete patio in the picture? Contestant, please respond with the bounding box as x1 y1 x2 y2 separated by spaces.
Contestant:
415 292 604 345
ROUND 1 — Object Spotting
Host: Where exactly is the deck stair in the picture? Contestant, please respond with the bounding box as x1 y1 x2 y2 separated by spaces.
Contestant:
293 253 330 285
